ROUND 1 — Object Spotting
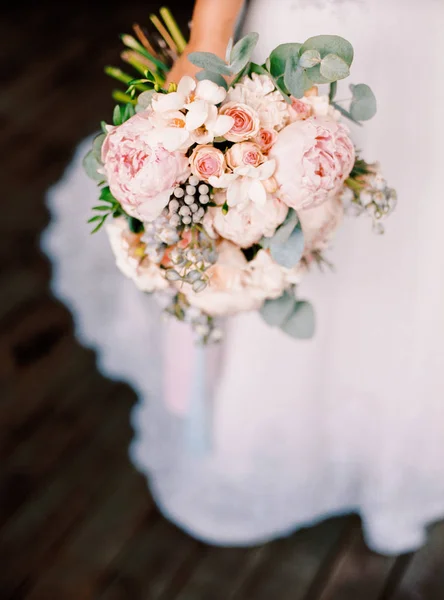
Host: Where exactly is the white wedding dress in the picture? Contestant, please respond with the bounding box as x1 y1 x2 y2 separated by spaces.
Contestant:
42 0 444 555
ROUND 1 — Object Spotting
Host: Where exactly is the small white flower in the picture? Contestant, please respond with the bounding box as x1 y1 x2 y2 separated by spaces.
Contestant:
152 75 196 113
227 159 277 207
185 79 233 143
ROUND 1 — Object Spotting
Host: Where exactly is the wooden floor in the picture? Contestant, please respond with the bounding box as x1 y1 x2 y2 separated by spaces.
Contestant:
1 2 444 598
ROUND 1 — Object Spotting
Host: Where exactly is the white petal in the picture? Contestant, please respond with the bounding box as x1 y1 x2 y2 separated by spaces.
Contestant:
160 128 191 152
212 114 235 137
248 179 267 205
227 178 249 207
196 79 227 105
177 75 196 97
152 91 185 112
185 100 208 130
138 190 172 221
258 158 276 180
234 165 257 178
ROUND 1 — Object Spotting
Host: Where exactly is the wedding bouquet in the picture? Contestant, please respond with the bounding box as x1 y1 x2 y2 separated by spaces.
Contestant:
84 9 396 343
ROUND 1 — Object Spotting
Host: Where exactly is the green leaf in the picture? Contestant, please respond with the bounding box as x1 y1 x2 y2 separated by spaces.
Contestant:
268 43 302 78
99 186 115 203
196 69 228 90
349 83 377 121
127 216 144 233
331 101 363 126
188 51 232 76
248 62 269 76
113 105 122 126
87 215 104 223
92 205 111 212
92 133 106 161
301 35 354 66
83 150 104 183
263 208 298 247
91 217 107 234
270 222 305 268
304 64 331 85
260 291 296 327
229 32 259 74
100 121 108 134
281 301 315 339
284 59 312 99
122 103 135 123
320 53 350 81
299 49 321 68
136 90 156 112
329 81 337 102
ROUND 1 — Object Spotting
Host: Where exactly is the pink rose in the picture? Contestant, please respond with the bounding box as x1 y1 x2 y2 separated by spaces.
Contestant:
219 102 260 142
190 144 225 181
254 128 277 152
208 195 288 248
298 194 344 254
102 112 190 221
225 142 265 170
270 116 355 210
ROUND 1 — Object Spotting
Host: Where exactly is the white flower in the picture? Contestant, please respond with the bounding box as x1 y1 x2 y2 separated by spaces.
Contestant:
106 218 169 293
151 75 196 113
185 79 233 144
224 73 290 131
209 159 276 207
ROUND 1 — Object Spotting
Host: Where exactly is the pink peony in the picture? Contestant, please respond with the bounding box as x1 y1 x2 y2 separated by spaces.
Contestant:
298 194 344 254
254 128 277 152
208 195 288 248
219 102 260 142
270 116 355 210
101 112 190 221
226 142 265 170
189 144 225 181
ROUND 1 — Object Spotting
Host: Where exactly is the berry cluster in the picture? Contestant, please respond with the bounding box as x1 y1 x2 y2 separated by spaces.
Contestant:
167 174 211 227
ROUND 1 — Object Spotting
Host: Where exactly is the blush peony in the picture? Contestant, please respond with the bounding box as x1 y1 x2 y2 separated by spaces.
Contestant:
209 195 288 248
101 112 190 222
270 116 355 210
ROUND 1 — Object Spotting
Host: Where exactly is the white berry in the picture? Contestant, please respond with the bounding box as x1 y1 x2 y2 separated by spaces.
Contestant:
199 194 210 204
173 187 185 198
184 195 194 205
188 175 199 186
198 184 209 194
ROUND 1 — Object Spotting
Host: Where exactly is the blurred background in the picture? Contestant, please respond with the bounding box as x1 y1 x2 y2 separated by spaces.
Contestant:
1 1 444 598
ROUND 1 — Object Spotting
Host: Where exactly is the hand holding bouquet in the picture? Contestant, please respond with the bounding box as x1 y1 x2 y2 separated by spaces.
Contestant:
84 9 396 343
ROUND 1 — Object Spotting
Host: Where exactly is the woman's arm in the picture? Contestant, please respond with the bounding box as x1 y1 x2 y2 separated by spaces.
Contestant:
166 0 245 84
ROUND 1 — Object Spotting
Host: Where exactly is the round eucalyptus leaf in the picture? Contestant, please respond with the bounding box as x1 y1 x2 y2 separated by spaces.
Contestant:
301 35 354 66
267 208 298 246
270 222 305 268
320 54 350 81
299 49 321 69
188 51 232 76
136 90 156 112
284 61 312 98
281 301 315 339
268 43 302 78
92 133 106 161
196 69 228 90
83 150 104 183
305 64 331 85
229 32 259 74
349 83 377 121
260 291 296 327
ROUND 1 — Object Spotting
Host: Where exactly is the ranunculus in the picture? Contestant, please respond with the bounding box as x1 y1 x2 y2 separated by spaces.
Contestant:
106 217 169 292
189 144 226 181
208 195 288 248
270 116 355 210
102 112 190 221
219 102 260 142
224 74 290 131
226 142 265 170
297 194 344 254
254 128 277 152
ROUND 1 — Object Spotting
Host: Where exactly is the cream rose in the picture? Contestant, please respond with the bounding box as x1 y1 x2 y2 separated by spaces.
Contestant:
190 144 225 181
219 102 260 142
225 142 265 170
270 116 355 210
101 112 190 221
254 128 278 153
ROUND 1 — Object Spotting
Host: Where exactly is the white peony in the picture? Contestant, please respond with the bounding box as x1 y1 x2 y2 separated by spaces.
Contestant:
224 73 290 131
106 218 169 293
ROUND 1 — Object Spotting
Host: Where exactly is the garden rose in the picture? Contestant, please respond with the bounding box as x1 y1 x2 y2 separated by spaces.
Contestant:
219 102 260 142
226 142 265 170
106 218 169 292
209 195 288 248
190 144 225 181
102 112 190 221
270 116 355 210
254 128 277 152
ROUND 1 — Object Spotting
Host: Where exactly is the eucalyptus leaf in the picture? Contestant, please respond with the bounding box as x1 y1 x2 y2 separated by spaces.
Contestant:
299 49 321 68
248 62 269 76
83 150 104 183
136 89 156 112
225 38 234 63
281 301 315 339
349 83 377 121
196 69 228 90
188 51 232 76
269 222 305 268
229 32 259 74
260 291 296 327
284 60 312 99
268 43 302 78
331 101 362 126
304 64 331 85
301 35 354 66
92 133 106 161
264 208 298 247
320 53 350 81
